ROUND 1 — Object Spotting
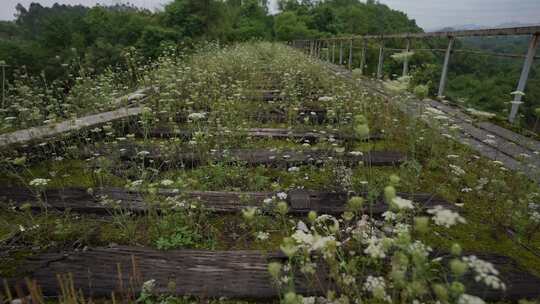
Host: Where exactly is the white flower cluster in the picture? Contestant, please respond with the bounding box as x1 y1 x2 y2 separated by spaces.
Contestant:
318 96 335 102
392 196 414 210
256 231 270 241
127 179 144 189
187 112 207 121
363 236 386 259
363 276 391 302
263 191 288 209
408 240 432 258
160 179 174 186
531 211 540 223
292 226 337 252
390 51 415 62
277 192 287 200
427 205 466 228
467 108 496 119
29 178 50 187
458 294 486 304
449 164 466 176
141 279 156 294
529 202 540 223
463 255 506 290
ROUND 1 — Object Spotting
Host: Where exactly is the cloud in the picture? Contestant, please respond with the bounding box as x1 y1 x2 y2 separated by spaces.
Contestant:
378 0 540 30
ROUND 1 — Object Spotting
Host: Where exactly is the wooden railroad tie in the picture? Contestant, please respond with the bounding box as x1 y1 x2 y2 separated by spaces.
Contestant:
0 87 153 150
96 146 406 168
242 89 321 102
0 187 452 215
3 246 540 301
145 127 383 142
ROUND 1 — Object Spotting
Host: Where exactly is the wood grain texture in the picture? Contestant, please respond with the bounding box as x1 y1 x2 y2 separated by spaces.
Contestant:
0 88 153 149
4 246 540 301
476 121 540 152
108 146 406 168
146 127 382 141
0 187 452 215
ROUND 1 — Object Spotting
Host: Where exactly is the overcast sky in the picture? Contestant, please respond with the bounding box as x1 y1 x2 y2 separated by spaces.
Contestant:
1 0 539 31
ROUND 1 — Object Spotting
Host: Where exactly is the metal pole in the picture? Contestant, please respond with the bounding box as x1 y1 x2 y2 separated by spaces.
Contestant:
377 39 384 79
332 41 336 63
437 36 455 99
360 39 367 75
348 39 353 70
403 38 411 77
0 63 7 109
339 40 344 65
509 33 539 123
1 64 5 109
326 41 330 61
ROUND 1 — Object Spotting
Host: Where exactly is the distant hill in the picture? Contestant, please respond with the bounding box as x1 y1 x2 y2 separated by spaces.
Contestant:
429 21 540 33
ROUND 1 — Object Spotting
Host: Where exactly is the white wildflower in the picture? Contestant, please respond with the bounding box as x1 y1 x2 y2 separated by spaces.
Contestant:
427 205 466 228
256 231 270 241
363 236 386 259
296 220 309 232
137 150 150 157
277 192 287 200
187 112 207 121
392 196 414 210
449 164 466 176
160 179 174 186
363 276 390 302
141 279 156 294
382 211 397 221
318 96 334 102
463 255 506 290
29 178 50 187
458 294 486 304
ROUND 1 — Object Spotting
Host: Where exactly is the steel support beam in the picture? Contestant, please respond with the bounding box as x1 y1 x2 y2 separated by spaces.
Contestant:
348 39 353 70
437 36 455 99
360 40 367 75
377 41 384 79
403 38 411 77
509 34 540 123
339 40 344 65
326 41 330 61
332 42 336 63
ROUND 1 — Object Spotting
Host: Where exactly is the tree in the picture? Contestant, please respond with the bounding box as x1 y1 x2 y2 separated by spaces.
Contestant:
274 11 317 41
163 0 225 39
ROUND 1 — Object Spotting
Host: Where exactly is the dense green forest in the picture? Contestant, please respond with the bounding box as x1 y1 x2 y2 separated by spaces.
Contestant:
0 0 418 78
0 0 538 129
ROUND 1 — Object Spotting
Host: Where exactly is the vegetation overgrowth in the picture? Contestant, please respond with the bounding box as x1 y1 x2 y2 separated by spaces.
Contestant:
1 0 539 130
1 42 539 303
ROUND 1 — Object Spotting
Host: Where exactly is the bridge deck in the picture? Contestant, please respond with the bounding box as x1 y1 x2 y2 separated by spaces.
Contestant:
325 62 540 183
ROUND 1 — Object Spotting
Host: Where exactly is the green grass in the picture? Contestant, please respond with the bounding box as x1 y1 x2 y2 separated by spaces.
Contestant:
1 42 539 302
